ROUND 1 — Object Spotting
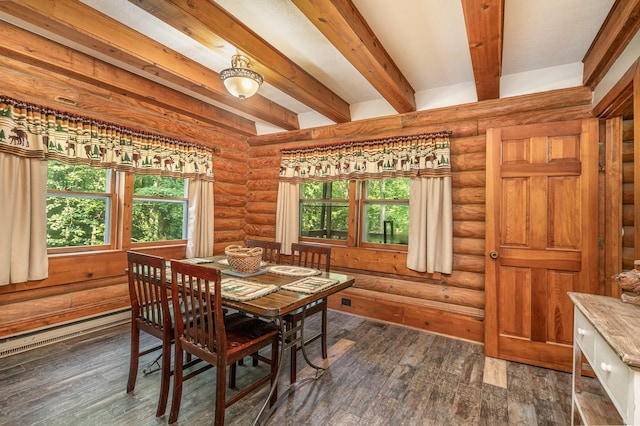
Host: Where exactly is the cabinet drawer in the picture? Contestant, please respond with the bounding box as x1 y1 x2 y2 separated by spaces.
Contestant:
574 308 596 364
594 332 631 423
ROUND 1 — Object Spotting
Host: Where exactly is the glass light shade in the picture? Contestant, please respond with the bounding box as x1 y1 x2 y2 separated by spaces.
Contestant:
219 55 264 100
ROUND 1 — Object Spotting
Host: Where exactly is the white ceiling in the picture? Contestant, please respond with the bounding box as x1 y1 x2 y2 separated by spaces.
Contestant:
1 0 616 135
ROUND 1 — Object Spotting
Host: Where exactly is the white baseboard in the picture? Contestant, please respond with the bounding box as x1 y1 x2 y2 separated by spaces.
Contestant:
0 308 130 359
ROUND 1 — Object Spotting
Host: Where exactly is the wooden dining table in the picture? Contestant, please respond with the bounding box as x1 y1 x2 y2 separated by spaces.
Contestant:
173 255 355 425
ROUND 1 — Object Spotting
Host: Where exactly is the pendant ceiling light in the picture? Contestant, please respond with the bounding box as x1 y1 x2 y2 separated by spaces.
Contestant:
219 55 264 100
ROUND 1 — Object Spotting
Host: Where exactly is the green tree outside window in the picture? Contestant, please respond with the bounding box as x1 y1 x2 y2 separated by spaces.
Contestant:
132 175 187 242
46 161 111 248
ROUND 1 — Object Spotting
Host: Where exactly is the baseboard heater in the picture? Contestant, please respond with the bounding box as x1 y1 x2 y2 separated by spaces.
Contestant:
0 308 131 359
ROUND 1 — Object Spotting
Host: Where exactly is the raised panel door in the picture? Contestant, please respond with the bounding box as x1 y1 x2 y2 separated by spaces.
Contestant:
485 119 599 371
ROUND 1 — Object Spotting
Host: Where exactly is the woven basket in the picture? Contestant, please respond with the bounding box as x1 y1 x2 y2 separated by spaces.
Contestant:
224 245 263 274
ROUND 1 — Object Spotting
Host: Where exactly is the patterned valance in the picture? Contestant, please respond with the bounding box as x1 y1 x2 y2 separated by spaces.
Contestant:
0 96 214 181
279 132 451 182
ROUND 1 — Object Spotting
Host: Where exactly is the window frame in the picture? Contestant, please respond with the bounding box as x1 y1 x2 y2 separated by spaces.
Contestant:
46 164 118 254
358 178 409 251
298 180 349 245
129 174 189 247
46 163 190 254
299 179 409 252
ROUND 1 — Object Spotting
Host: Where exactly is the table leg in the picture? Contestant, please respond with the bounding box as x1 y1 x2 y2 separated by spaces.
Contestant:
252 304 327 425
252 316 287 426
297 303 326 379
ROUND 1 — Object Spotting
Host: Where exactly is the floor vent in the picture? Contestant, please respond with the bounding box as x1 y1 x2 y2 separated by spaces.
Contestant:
0 308 130 359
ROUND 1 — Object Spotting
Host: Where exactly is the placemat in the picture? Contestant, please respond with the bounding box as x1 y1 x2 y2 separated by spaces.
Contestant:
281 276 340 294
267 265 321 277
222 268 268 278
165 269 275 301
221 278 278 301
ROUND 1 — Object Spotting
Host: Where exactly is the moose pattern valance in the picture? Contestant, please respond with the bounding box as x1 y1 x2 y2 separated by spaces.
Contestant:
279 132 451 183
0 96 214 181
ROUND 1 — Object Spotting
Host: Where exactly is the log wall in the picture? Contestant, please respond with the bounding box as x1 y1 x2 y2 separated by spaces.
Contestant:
246 87 594 343
0 34 596 344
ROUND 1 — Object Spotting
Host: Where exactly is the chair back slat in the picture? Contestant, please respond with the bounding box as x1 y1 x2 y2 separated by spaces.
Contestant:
246 239 281 264
171 261 226 357
127 251 170 332
291 243 331 273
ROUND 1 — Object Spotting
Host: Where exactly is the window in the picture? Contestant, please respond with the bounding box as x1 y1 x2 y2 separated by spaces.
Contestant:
361 178 409 247
299 178 409 249
132 175 187 243
46 161 115 250
46 162 189 252
299 181 348 240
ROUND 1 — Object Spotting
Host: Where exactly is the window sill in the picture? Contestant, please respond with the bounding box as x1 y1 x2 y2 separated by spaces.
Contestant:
48 241 187 258
48 249 122 259
129 240 187 249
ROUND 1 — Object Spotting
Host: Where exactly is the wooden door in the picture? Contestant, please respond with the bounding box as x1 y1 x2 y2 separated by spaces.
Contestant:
485 119 599 372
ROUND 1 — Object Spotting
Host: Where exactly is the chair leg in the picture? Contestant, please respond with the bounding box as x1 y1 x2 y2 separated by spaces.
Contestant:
231 354 259 389
229 361 237 388
321 302 328 359
127 324 139 393
215 361 228 425
169 343 185 424
156 335 172 417
240 353 260 366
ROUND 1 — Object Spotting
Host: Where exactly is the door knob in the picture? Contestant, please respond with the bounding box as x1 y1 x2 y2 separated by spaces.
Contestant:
489 251 499 259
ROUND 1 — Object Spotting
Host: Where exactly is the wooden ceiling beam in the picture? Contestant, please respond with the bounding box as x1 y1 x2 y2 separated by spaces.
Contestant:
0 22 257 136
593 58 638 118
583 0 640 89
128 0 351 124
461 0 504 101
292 0 416 114
0 0 300 131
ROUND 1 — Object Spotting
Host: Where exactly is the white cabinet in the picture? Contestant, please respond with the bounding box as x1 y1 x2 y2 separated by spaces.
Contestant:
569 292 640 425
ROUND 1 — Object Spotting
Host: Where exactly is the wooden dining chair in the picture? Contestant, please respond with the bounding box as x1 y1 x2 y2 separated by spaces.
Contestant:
168 261 280 425
286 242 331 383
236 239 282 369
126 251 172 418
246 239 282 264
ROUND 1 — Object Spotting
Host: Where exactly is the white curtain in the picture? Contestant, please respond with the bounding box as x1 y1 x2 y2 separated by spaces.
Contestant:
0 153 48 285
186 179 214 258
275 181 299 255
406 176 453 274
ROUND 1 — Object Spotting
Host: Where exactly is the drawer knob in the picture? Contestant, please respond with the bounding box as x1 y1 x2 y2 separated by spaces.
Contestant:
577 328 586 336
600 362 612 372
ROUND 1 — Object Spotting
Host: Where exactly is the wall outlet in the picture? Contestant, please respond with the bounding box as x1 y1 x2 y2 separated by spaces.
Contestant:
341 298 351 306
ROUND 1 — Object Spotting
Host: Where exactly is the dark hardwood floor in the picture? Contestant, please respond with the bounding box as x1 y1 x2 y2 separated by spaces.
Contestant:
0 311 601 425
